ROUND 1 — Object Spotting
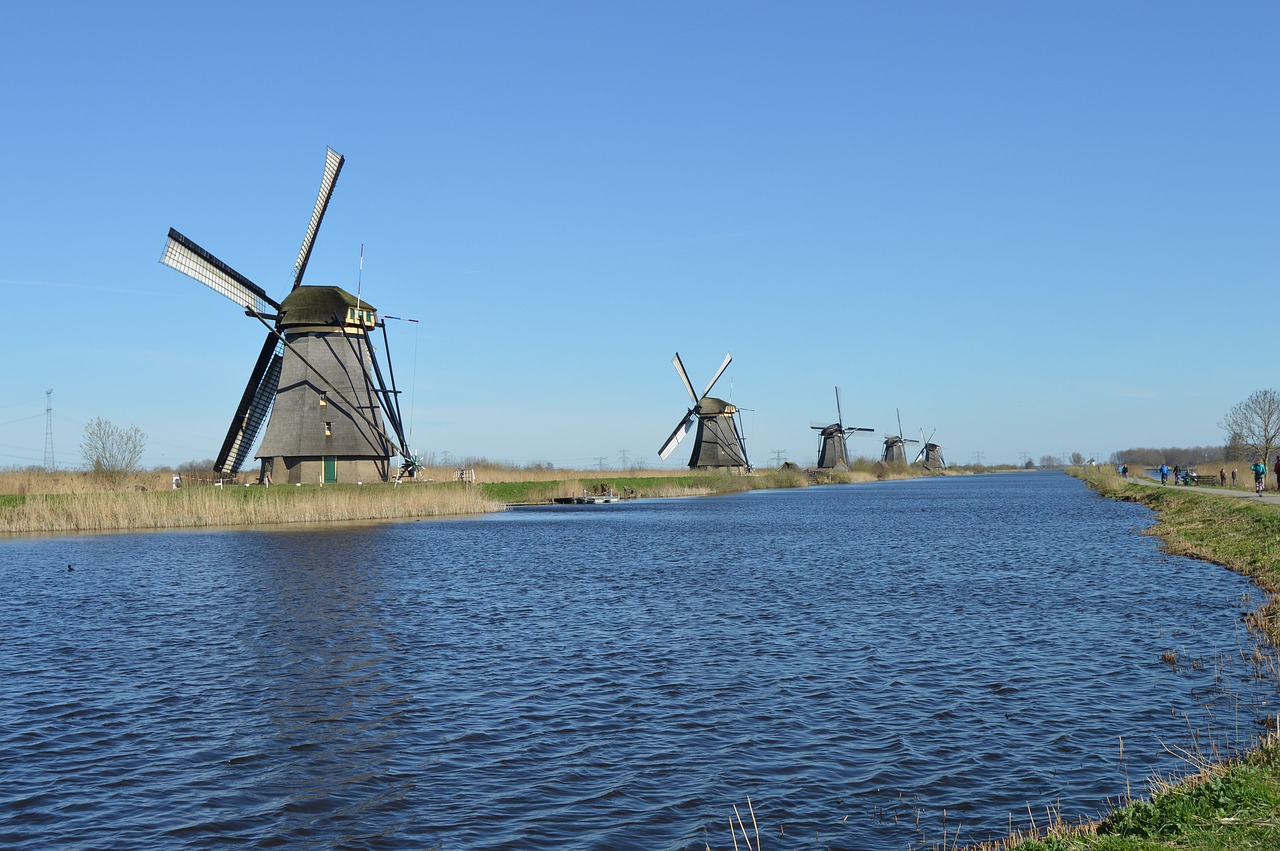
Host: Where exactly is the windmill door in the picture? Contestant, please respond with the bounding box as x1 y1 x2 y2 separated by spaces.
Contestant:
323 456 337 483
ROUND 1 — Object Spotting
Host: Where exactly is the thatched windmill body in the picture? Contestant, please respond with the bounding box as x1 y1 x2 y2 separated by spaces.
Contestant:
658 353 751 472
812 386 873 469
160 147 413 484
880 409 919 464
914 429 947 469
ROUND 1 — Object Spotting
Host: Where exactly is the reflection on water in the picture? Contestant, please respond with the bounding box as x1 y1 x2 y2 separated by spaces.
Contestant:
0 472 1275 849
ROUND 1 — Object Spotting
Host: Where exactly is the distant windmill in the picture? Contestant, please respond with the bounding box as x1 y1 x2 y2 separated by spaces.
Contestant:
914 428 947 470
811 386 873 470
881 409 919 464
159 147 416 484
658 352 751 472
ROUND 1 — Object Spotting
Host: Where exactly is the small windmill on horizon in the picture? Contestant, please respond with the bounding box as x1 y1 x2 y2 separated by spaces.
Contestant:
811 386 873 470
880 409 919 464
914 429 947 470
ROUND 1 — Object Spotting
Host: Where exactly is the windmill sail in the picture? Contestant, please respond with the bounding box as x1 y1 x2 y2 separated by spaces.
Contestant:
292 147 345 289
215 334 283 474
658 414 695 459
161 229 279 315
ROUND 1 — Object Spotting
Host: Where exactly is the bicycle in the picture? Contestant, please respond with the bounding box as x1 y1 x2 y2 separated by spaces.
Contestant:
1257 475 1265 495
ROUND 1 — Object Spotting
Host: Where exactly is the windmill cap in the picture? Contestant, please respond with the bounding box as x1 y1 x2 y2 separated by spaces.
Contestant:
277 285 377 327
697 397 736 415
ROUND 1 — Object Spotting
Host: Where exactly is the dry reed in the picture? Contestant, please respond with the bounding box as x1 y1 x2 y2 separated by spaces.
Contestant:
0 481 502 534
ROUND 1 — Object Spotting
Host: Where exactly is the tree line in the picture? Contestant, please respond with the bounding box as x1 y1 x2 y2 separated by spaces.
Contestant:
1110 389 1280 469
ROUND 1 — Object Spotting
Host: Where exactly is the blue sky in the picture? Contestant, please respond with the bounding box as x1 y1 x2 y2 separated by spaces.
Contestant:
1 2 1276 471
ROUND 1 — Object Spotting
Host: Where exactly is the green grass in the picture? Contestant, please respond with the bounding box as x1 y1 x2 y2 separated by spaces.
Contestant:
1005 739 1280 850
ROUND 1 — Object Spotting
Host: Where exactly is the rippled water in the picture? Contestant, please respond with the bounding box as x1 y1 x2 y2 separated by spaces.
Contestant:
2 472 1276 849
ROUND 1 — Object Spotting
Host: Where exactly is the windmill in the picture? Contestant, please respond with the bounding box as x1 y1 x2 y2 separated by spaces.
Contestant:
159 147 413 485
914 429 947 470
880 409 919 464
811 386 873 470
658 352 751 472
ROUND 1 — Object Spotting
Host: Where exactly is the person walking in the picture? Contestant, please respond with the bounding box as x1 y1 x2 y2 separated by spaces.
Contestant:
1232 469 1238 487
1220 468 1227 487
1274 455 1280 491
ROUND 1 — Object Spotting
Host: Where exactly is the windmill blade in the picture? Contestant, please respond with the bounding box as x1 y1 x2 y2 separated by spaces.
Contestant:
658 411 695 460
835 386 844 429
291 147 345 289
700 352 732 399
896 408 905 441
161 228 279 314
214 333 283 474
671 353 699 405
914 442 927 464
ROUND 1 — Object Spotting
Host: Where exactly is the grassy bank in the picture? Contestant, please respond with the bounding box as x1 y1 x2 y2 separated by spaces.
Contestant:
0 459 992 534
970 467 1280 851
0 481 502 533
0 467 814 533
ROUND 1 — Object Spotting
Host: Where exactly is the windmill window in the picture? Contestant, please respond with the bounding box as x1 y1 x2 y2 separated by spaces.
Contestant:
324 422 332 437
319 391 328 407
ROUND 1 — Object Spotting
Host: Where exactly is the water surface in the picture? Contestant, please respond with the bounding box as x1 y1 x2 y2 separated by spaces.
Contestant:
1 472 1274 849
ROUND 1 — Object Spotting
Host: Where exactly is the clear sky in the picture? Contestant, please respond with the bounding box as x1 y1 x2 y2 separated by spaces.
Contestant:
1 2 1276 471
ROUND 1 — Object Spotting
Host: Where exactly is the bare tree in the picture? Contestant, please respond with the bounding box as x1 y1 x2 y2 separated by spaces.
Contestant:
1219 389 1280 465
80 418 147 484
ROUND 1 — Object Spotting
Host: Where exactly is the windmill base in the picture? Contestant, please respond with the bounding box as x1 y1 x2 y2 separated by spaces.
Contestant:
260 455 390 485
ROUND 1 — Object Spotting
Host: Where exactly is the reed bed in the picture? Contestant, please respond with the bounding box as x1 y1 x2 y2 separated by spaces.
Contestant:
0 482 502 534
412 463 701 484
0 469 179 495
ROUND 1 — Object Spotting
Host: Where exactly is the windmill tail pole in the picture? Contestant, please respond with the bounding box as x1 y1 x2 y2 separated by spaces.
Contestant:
383 315 421 447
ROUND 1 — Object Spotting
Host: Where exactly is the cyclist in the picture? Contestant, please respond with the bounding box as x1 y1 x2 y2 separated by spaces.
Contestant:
1251 460 1267 494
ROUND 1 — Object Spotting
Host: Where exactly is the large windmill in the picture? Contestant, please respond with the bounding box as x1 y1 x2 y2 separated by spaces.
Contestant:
914 429 947 469
880 409 919 464
658 352 751 472
160 147 413 485
811 386 873 470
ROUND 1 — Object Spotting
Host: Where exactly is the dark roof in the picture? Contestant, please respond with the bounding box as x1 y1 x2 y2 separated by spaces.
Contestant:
277 285 377 327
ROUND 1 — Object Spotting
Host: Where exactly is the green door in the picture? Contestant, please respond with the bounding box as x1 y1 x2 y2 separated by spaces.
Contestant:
323 456 337 483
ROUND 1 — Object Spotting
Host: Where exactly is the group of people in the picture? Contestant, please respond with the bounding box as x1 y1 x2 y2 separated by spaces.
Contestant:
1153 458 1280 493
